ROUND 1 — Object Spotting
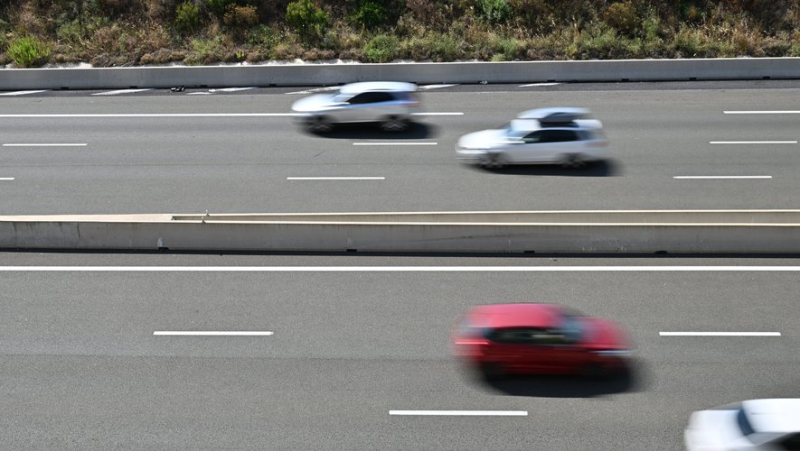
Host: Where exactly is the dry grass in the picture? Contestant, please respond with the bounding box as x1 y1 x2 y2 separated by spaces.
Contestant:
1 0 799 66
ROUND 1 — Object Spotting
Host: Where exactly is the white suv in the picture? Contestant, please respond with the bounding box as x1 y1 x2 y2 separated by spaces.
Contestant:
456 108 608 168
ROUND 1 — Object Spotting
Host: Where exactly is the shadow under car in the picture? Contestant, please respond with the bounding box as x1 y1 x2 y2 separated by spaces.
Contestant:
303 122 438 140
465 358 646 398
474 159 622 177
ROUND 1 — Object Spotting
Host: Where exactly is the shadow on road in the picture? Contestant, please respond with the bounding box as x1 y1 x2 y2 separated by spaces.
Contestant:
465 359 648 398
471 159 622 177
303 121 439 140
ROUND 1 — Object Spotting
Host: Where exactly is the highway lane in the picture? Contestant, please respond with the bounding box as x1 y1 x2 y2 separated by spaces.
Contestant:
1 82 800 214
0 254 798 450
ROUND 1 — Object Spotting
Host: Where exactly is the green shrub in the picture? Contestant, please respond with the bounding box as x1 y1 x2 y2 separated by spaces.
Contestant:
175 2 201 33
352 1 388 29
223 4 259 28
604 1 639 37
364 34 398 62
8 35 50 67
205 0 236 19
248 24 275 48
185 35 224 65
286 0 329 43
477 0 512 24
494 36 521 60
429 33 461 61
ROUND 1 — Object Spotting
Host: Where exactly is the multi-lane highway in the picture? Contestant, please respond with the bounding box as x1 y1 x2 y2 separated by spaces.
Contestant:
1 80 800 214
0 253 798 450
1 81 799 450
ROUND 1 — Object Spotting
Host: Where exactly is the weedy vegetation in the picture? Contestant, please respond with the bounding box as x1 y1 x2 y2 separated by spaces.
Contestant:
0 0 797 67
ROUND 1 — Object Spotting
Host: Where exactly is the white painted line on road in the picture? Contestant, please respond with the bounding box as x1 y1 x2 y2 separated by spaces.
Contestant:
209 87 256 93
154 331 274 336
353 142 437 146
0 177 15 181
92 88 153 96
659 332 780 337
519 83 561 87
710 141 796 144
287 177 385 180
0 90 48 96
390 410 528 416
411 112 464 116
5 266 800 272
0 113 304 118
3 143 87 147
725 111 800 114
419 84 458 90
674 176 772 179
187 92 213 96
286 87 340 95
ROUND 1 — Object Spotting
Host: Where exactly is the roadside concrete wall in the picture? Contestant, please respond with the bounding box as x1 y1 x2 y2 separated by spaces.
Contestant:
2 211 800 253
2 58 799 90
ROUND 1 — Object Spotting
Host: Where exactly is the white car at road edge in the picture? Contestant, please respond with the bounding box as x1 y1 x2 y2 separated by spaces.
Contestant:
685 399 800 450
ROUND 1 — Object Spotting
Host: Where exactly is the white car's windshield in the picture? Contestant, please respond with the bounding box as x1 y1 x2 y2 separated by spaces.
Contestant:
332 93 353 103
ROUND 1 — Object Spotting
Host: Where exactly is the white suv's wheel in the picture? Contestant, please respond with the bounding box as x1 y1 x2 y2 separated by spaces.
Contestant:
308 116 334 133
380 116 409 132
561 153 586 168
480 153 506 169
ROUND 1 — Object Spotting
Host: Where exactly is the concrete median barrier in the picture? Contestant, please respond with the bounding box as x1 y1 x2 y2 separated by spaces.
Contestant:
2 58 800 90
1 210 800 254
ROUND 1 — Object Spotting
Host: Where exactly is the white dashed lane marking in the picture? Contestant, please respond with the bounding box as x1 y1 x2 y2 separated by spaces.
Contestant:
352 142 437 146
710 141 796 144
287 177 385 180
3 143 87 147
673 176 772 179
154 331 274 336
659 332 781 337
390 411 528 416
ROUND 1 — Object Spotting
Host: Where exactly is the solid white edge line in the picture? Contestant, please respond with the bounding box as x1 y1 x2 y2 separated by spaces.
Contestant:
286 177 385 180
0 177 15 181
4 266 800 272
0 90 48 96
659 332 780 337
725 111 800 114
710 141 797 144
389 410 528 416
0 113 461 118
0 113 305 118
411 112 464 116
154 331 274 336
92 88 153 96
209 87 256 92
519 83 561 87
674 176 772 179
3 143 88 147
418 84 458 90
352 142 437 146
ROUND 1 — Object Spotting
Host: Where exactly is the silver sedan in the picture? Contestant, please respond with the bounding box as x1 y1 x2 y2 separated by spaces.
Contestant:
291 81 420 132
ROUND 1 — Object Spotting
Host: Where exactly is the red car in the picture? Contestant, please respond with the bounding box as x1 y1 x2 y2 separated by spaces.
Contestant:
452 303 630 379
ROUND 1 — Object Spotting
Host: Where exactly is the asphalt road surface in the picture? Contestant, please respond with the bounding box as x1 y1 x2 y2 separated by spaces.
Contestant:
0 253 798 450
1 80 800 214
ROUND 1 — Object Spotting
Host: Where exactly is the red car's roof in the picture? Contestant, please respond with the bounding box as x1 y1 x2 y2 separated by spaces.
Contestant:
467 303 563 329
